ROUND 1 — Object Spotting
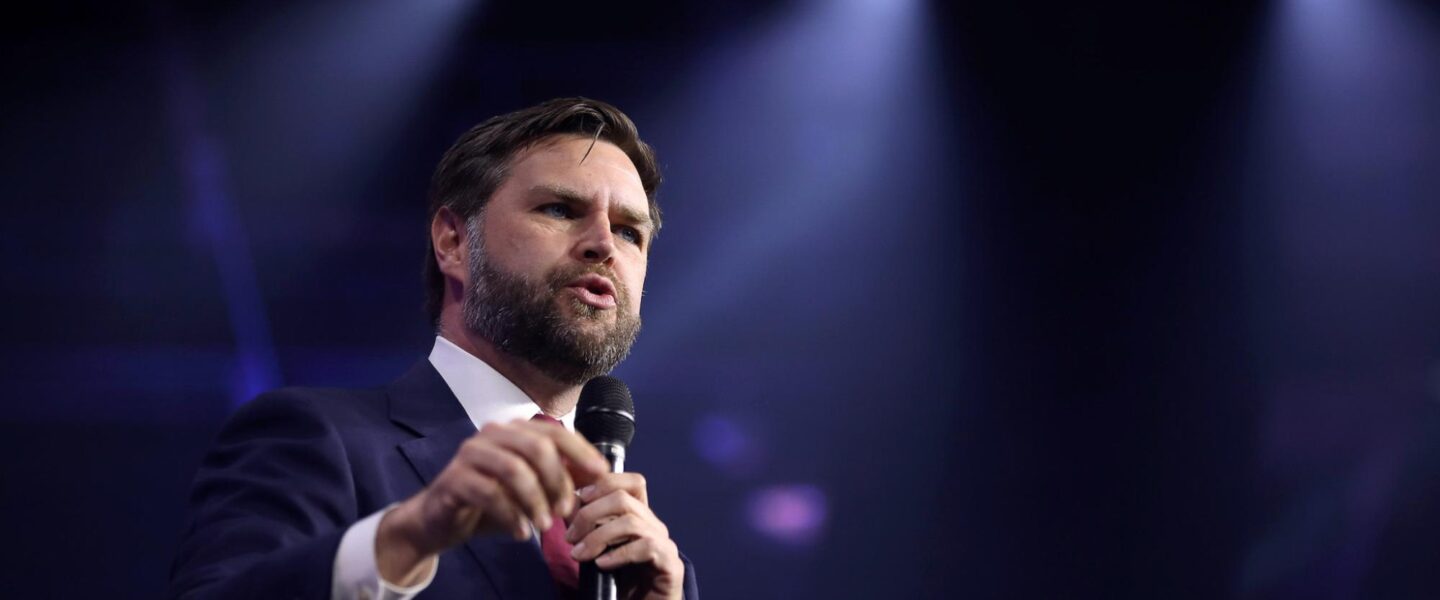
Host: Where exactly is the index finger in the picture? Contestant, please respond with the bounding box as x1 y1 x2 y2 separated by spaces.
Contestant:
532 423 610 485
577 472 649 506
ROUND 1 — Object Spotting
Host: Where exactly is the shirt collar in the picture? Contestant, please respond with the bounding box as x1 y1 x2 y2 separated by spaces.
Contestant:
427 336 575 431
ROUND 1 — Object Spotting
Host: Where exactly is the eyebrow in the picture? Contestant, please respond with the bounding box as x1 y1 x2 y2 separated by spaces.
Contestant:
534 184 654 232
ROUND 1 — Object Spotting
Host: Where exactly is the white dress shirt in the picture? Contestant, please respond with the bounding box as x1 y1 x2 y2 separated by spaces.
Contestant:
331 336 574 600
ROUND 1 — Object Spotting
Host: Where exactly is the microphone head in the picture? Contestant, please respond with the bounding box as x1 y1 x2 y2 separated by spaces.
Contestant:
576 375 635 449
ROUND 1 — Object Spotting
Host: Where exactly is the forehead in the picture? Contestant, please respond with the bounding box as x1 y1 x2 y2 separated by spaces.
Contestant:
504 136 648 210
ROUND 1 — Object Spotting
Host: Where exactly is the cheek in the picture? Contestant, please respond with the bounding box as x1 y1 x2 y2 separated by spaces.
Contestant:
627 269 647 313
491 227 561 273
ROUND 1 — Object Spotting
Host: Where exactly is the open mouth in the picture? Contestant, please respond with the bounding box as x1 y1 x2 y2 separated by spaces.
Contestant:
565 273 618 309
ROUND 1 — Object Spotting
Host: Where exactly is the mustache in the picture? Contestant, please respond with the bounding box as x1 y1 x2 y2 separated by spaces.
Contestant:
546 264 627 302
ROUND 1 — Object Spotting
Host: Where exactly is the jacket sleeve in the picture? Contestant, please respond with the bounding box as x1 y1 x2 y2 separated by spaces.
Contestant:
680 551 700 599
169 390 358 600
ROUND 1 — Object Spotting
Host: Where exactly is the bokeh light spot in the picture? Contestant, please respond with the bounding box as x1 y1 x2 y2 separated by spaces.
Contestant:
692 414 759 475
747 484 828 546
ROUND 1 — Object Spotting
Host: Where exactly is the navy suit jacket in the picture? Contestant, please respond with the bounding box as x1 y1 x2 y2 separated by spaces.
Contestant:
170 361 699 599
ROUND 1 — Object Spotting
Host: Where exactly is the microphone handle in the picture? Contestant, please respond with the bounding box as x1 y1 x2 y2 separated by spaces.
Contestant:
580 442 626 600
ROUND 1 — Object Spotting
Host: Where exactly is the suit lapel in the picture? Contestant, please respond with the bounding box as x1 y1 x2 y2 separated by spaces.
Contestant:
387 360 557 600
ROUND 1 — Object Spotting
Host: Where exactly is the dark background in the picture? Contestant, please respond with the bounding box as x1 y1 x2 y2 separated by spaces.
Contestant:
3 0 1439 597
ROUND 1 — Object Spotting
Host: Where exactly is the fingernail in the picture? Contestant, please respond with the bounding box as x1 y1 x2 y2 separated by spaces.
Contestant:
571 542 586 559
538 514 552 530
578 485 595 499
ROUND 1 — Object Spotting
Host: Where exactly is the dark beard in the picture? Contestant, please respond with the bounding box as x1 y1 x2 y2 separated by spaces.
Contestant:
461 241 641 386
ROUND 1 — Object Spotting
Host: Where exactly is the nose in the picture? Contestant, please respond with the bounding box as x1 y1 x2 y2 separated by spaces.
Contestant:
574 214 615 265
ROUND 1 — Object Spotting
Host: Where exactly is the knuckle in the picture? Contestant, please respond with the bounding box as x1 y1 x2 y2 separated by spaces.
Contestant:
572 506 596 528
510 429 541 451
461 481 494 506
462 438 496 461
535 438 560 462
494 455 525 480
516 477 545 500
613 543 637 562
472 477 500 501
511 431 560 464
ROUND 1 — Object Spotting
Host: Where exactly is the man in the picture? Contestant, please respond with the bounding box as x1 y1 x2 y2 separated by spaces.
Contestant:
170 98 697 599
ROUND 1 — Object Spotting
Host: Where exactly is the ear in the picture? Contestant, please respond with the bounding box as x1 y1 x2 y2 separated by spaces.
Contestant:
431 206 470 298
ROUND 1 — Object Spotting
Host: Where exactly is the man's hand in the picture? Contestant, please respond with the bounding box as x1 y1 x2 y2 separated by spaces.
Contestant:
566 473 685 600
375 418 611 586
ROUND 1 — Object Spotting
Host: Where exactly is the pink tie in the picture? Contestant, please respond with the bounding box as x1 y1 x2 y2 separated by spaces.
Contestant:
531 413 579 598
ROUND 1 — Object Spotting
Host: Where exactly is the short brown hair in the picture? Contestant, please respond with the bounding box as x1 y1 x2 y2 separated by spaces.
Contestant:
423 97 663 323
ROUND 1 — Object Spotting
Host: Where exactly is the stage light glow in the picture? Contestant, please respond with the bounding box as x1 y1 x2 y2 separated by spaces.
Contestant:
158 0 479 406
634 0 951 351
747 484 829 546
692 414 761 475
1239 0 1440 593
223 0 479 216
1272 0 1436 174
160 25 281 406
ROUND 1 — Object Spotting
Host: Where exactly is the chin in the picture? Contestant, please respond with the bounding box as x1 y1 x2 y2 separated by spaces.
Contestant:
557 297 614 319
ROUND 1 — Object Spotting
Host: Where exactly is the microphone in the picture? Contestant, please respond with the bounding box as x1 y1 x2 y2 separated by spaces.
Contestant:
575 376 636 600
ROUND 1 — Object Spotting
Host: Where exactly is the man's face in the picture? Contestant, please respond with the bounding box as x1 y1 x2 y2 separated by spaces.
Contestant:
461 135 652 384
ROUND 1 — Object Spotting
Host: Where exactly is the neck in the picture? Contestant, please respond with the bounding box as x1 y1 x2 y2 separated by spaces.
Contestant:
437 316 581 418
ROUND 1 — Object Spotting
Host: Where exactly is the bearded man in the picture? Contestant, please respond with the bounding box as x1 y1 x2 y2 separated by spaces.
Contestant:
170 98 697 600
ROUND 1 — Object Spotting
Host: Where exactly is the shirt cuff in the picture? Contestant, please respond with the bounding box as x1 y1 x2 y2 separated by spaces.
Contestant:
332 505 439 600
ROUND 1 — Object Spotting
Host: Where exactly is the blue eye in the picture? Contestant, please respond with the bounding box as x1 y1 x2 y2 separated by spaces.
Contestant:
540 204 572 218
615 226 642 245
